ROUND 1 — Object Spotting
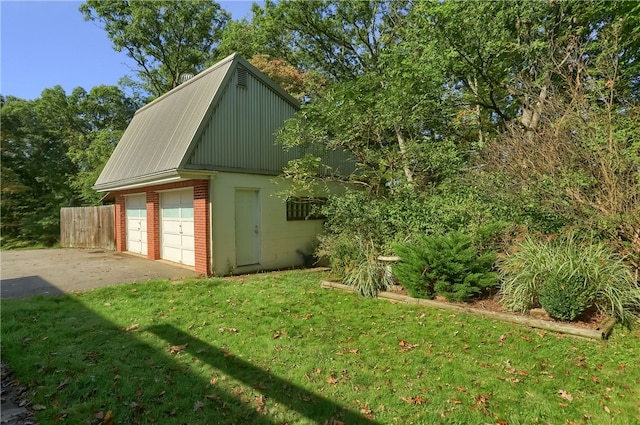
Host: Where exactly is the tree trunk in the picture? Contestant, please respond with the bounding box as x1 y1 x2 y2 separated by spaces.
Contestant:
520 72 550 134
394 125 414 185
468 75 484 145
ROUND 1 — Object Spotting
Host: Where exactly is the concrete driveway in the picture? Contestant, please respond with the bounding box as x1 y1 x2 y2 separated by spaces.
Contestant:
0 248 199 299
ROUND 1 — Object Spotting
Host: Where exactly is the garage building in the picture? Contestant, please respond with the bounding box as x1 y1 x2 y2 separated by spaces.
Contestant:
94 54 350 275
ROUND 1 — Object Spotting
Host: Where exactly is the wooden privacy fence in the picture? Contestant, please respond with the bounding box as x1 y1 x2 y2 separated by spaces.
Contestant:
60 205 115 250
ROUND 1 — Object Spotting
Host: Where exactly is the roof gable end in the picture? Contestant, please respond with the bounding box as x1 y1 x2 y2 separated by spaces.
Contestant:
94 54 300 192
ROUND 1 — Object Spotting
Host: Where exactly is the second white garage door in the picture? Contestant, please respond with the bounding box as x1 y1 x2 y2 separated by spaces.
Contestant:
126 194 147 256
161 188 195 267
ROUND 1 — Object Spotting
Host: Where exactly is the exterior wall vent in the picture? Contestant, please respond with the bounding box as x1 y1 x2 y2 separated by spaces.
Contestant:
237 68 248 88
179 73 194 84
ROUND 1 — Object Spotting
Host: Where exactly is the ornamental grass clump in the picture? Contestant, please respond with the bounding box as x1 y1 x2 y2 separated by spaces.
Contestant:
498 234 640 326
340 237 392 298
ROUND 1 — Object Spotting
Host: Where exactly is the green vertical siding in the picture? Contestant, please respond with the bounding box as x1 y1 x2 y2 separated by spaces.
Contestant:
187 68 298 174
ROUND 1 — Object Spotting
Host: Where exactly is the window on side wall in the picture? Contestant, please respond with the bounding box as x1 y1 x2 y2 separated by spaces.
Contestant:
286 197 327 221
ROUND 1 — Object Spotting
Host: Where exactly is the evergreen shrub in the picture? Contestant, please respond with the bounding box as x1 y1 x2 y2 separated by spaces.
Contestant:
393 232 498 302
539 274 593 321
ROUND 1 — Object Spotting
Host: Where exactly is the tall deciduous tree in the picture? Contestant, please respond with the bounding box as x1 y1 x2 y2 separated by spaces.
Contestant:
1 91 78 245
65 85 137 203
421 0 640 136
480 18 640 259
80 0 230 98
1 86 135 246
268 1 460 193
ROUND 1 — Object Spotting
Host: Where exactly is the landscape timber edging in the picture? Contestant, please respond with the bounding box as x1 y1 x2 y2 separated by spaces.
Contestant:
320 281 617 341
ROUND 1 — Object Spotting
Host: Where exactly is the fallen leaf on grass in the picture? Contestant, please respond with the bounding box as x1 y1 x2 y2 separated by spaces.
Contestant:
558 390 573 402
193 400 205 412
398 340 419 353
326 376 339 384
32 404 46 410
473 393 490 406
571 358 587 368
169 343 189 354
499 334 507 345
401 395 429 405
255 395 267 414
98 410 114 425
273 330 288 339
124 324 139 332
168 343 188 355
56 379 69 390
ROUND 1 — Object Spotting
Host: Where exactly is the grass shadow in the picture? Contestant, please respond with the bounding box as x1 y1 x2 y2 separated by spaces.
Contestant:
147 324 383 424
1 287 278 424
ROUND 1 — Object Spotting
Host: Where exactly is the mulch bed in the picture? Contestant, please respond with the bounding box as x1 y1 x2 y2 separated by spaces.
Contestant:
437 292 607 331
322 282 616 340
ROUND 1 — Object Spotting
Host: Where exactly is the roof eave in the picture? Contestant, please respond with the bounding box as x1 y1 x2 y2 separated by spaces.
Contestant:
93 170 183 192
93 169 219 193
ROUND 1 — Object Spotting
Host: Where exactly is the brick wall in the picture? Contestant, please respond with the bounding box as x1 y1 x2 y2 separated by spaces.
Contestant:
112 179 210 275
115 195 127 252
146 191 160 260
193 180 210 275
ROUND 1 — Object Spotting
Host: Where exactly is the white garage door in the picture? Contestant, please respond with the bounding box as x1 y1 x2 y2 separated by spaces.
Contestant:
126 194 147 255
161 188 195 266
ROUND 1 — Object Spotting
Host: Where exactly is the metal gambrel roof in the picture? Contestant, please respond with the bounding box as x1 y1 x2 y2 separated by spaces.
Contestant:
93 54 300 192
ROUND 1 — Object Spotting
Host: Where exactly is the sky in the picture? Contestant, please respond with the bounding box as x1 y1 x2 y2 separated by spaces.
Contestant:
0 0 257 100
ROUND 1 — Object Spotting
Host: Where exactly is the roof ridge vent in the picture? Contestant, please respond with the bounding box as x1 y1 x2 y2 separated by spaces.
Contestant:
179 73 194 84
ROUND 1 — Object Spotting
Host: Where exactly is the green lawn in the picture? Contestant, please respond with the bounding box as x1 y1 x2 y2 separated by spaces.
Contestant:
1 270 638 424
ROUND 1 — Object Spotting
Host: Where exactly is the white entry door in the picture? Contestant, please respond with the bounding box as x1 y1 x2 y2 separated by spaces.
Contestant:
126 194 147 255
235 189 260 266
161 188 195 266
